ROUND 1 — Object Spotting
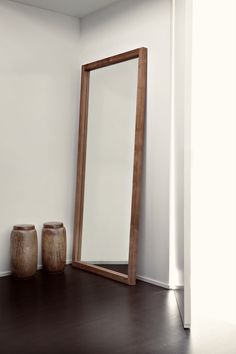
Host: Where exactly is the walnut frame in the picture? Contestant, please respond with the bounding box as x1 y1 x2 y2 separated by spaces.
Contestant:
72 48 147 285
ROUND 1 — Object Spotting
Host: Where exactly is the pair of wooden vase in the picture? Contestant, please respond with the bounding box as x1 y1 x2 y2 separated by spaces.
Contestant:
11 222 66 279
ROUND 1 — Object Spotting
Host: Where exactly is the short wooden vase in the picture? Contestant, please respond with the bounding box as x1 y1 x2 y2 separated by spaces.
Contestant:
42 222 66 273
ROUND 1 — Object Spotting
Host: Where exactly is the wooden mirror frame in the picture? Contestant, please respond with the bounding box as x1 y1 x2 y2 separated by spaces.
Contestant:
72 48 147 285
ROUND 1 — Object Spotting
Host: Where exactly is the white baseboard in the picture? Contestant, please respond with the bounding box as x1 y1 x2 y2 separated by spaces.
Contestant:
0 270 11 277
172 284 184 290
136 275 171 289
0 259 72 278
136 275 184 290
0 263 183 293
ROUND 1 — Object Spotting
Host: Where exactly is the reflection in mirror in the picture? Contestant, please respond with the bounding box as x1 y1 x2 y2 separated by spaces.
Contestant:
81 59 139 275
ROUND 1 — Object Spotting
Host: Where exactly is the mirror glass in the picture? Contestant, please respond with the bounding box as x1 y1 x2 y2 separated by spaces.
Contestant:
80 58 139 275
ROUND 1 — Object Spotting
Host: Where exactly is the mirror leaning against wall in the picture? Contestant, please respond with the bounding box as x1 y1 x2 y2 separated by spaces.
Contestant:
72 48 147 285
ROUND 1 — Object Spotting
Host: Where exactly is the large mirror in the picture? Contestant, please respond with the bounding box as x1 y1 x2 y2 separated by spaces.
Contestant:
72 48 147 285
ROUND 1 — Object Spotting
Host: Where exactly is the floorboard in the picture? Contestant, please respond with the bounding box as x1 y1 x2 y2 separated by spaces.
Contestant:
0 266 190 354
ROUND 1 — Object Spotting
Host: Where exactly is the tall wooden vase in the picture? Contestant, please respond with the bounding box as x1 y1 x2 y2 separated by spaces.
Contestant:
11 224 38 278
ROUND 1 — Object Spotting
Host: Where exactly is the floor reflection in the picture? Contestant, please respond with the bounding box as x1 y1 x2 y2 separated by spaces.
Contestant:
94 264 128 275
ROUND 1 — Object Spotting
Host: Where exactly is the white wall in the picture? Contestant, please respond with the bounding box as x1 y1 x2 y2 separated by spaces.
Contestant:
0 0 173 286
191 0 236 328
189 0 236 351
80 0 172 285
171 0 185 288
169 0 186 326
0 0 80 274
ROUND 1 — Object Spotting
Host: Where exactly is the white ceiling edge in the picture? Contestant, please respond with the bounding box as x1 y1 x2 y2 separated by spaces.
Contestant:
8 0 120 18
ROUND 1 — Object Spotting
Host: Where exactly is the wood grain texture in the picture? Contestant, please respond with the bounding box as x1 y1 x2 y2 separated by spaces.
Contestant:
128 47 147 285
83 48 142 71
13 224 35 231
11 226 38 278
43 222 63 229
73 68 90 262
72 48 147 286
42 223 66 273
72 261 129 284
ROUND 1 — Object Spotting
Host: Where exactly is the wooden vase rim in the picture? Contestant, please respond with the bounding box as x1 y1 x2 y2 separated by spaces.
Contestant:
43 222 64 229
13 224 35 231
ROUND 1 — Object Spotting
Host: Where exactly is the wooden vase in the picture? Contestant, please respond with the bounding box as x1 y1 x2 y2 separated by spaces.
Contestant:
42 222 66 273
11 224 38 278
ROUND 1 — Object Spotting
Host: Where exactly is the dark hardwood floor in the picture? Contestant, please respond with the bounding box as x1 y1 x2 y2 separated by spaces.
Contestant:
94 264 128 274
0 266 190 354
